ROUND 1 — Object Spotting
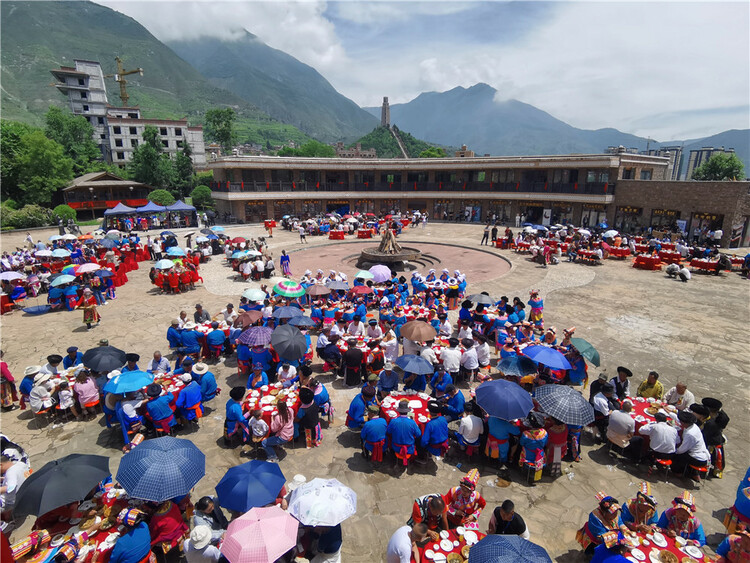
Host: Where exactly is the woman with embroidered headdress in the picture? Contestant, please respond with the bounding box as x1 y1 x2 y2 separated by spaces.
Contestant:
109 508 153 563
577 492 629 555
723 467 750 535
621 482 659 533
716 526 750 563
519 413 548 483
75 288 100 329
657 491 706 546
527 290 544 329
148 500 189 562
443 470 487 530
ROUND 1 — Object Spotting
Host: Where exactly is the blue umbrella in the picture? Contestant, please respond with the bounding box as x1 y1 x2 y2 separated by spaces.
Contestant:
211 226 225 232
215 460 286 512
63 285 80 296
523 346 572 370
50 274 76 287
116 437 205 502
103 370 154 394
160 231 176 237
154 259 175 270
288 316 315 328
272 306 304 319
531 224 548 232
598 222 609 229
237 326 273 347
95 270 114 278
395 354 434 375
475 379 533 420
166 247 186 257
51 249 71 258
496 356 538 377
206 234 219 240
231 250 248 259
100 238 117 249
468 534 552 563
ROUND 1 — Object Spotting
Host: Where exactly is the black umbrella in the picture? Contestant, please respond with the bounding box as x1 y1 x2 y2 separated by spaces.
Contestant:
82 345 127 372
272 306 304 319
200 228 213 235
100 238 117 249
271 325 308 361
160 230 176 237
467 293 494 305
13 454 110 518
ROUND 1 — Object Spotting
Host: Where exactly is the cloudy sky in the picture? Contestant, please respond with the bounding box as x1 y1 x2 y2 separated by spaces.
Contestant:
97 0 749 141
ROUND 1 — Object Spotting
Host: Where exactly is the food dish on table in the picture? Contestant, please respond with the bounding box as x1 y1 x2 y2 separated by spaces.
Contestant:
659 551 678 563
440 539 453 552
630 548 646 561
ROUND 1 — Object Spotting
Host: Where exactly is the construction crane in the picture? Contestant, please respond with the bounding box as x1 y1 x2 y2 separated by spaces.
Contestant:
104 57 143 107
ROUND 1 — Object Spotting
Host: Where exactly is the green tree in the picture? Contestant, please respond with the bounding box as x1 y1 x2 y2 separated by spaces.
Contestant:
190 185 214 209
418 147 447 158
53 204 77 222
2 204 52 229
298 140 335 157
205 108 236 152
16 131 74 205
173 143 195 198
692 153 745 181
44 106 101 175
148 189 176 206
128 125 175 188
1 120 38 203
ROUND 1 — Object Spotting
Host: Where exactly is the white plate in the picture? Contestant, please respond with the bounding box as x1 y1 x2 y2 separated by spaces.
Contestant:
453 541 459 547
408 400 423 409
641 540 650 546
439 530 449 539
432 554 446 563
69 518 81 525
674 536 687 547
424 549 435 559
455 526 466 535
440 539 453 552
651 532 667 547
464 530 478 545
388 410 398 417
433 544 440 551
630 548 646 561
648 548 661 563
51 535 65 548
626 558 640 563
683 545 703 559
262 406 273 411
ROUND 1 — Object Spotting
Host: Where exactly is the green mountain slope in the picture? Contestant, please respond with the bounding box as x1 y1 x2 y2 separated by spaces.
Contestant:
354 126 435 158
168 33 378 143
0 1 307 145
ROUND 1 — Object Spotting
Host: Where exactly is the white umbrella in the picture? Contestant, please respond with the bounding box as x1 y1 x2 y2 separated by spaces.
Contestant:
195 236 209 243
578 229 591 237
35 250 53 257
92 230 106 238
603 230 619 238
49 235 62 241
245 250 262 258
287 478 357 527
61 234 78 240
522 226 537 233
105 230 121 240
242 288 266 301
345 218 359 223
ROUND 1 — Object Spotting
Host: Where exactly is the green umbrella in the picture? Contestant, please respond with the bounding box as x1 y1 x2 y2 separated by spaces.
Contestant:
354 270 374 279
243 288 267 301
570 337 600 367
273 280 305 298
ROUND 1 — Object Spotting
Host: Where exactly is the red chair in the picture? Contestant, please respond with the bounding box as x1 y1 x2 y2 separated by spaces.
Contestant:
208 345 223 361
649 457 672 480
237 360 249 376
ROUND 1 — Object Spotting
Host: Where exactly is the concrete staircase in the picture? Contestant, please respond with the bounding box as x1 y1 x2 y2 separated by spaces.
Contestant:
389 127 409 158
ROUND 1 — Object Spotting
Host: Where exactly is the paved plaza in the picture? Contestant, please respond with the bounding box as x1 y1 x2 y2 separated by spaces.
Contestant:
1 223 748 562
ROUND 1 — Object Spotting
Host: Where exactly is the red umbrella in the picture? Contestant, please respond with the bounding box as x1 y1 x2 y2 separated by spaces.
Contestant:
231 237 246 244
350 286 373 295
342 214 352 219
385 214 393 219
365 213 375 217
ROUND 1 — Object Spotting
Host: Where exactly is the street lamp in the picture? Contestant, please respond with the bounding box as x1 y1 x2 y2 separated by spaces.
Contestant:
88 187 95 221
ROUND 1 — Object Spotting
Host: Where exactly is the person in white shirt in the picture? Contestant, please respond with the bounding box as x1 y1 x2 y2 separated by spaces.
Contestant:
214 304 238 323
457 321 473 341
673 410 710 479
420 342 438 367
678 266 691 282
57 381 75 411
440 338 461 381
457 404 484 448
386 524 429 563
592 383 616 440
316 328 331 353
664 383 695 411
39 354 63 376
183 526 222 563
346 316 365 337
381 328 399 363
29 373 55 413
459 338 478 383
261 302 273 319
366 320 383 339
437 314 452 337
402 337 420 357
178 310 188 329
240 260 253 279
638 411 679 467
473 333 490 368
330 319 346 338
147 351 171 374
0 455 29 510
277 363 297 386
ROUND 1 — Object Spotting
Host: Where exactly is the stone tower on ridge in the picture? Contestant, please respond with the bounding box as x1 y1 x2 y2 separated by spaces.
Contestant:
381 96 390 127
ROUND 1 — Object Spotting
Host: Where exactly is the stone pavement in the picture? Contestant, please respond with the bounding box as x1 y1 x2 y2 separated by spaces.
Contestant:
1 224 748 562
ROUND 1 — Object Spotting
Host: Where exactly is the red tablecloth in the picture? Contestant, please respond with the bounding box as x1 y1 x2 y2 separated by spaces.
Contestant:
516 241 531 252
634 244 650 254
609 247 631 258
658 250 681 264
578 249 599 261
690 259 718 271
413 529 485 562
494 239 510 249
243 382 300 426
380 393 431 431
633 255 661 270
731 257 744 269
630 530 707 562
196 321 231 337
660 242 676 251
357 229 372 239
0 293 10 314
329 231 346 240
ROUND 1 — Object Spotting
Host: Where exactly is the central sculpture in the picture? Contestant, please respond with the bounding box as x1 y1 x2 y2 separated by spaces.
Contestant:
357 225 422 270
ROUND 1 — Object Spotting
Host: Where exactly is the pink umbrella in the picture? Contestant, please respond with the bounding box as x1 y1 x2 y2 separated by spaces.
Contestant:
220 505 298 563
77 263 102 274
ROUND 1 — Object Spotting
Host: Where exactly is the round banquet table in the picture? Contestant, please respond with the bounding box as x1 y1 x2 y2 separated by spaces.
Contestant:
577 249 599 261
515 241 531 253
625 530 707 563
660 242 676 251
635 244 650 254
413 529 486 562
328 231 346 240
658 250 682 264
633 255 662 270
357 229 373 239
690 259 719 272
196 320 231 337
243 382 301 425
380 391 432 431
609 247 631 258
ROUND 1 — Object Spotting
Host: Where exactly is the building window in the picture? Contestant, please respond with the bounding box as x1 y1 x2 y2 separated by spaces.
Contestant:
78 78 85 86
128 112 138 119
176 140 183 148
80 92 87 99
98 117 104 125
131 139 138 148
114 139 123 147
175 128 182 136
640 169 652 180
116 151 125 160
100 134 106 139
82 105 89 112
160 127 167 136
586 170 597 183
622 168 633 179
113 126 121 134
129 127 137 135
476 171 486 182
162 140 169 148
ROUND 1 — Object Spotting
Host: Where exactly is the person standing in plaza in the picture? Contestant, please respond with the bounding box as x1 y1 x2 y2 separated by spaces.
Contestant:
480 223 491 245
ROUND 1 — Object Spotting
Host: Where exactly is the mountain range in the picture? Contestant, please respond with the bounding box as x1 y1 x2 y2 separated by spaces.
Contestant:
1 1 747 175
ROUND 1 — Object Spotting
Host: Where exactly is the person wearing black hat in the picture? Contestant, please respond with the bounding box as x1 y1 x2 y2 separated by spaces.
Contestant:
341 339 364 387
592 383 617 441
672 410 711 480
144 383 176 434
295 387 321 448
121 353 140 373
63 347 83 370
699 397 729 478
40 354 63 376
386 400 421 464
610 366 633 402
588 372 609 404
345 386 377 430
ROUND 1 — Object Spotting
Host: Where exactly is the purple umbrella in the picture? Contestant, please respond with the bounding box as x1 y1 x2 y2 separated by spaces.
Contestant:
237 326 273 347
368 264 392 283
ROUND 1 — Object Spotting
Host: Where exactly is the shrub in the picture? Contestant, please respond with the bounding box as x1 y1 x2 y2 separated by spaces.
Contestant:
148 189 176 206
53 204 77 222
190 185 214 209
3 204 53 229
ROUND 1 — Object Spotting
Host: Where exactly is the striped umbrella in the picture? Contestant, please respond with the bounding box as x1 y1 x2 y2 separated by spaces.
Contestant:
237 326 273 346
273 280 305 298
61 265 80 276
116 437 205 502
